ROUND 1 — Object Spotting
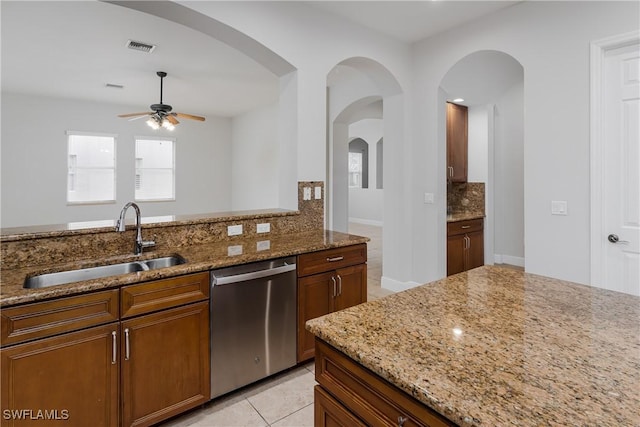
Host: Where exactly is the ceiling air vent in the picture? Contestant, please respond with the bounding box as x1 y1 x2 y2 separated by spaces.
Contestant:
126 39 156 53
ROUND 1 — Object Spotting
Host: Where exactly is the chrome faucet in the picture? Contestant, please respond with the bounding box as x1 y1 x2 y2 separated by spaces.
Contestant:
116 202 156 255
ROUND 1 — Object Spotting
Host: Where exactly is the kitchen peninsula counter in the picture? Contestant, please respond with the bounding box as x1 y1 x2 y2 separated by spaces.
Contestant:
0 229 367 307
306 266 640 426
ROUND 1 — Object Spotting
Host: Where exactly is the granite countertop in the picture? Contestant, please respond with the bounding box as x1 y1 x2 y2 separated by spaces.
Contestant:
306 266 640 427
447 212 485 222
1 229 368 307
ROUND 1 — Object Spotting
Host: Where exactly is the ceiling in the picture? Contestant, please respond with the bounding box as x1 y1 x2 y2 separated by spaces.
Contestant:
1 1 519 118
306 1 519 43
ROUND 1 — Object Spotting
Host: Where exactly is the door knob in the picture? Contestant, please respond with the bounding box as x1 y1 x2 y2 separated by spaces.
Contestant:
608 234 629 244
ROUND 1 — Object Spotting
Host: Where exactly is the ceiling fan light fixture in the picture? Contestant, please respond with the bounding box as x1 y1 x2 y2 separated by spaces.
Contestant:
146 117 160 130
162 119 175 131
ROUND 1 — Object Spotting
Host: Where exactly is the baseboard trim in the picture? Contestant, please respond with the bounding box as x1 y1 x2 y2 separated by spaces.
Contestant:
348 217 383 227
494 254 525 267
381 276 422 292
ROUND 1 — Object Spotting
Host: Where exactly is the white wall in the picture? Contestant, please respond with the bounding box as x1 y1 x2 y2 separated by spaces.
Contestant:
494 81 525 263
231 104 279 210
411 1 639 285
1 92 232 227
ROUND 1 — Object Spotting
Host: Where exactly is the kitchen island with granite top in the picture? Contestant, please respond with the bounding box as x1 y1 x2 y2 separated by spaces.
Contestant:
306 266 640 427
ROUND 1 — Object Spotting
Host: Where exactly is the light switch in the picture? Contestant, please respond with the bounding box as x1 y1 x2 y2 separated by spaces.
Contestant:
551 201 568 215
424 192 435 204
303 187 311 200
314 186 322 200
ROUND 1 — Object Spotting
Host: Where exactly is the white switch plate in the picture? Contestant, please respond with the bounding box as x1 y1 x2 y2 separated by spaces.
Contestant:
303 187 312 200
256 240 271 251
424 192 435 204
314 186 322 199
227 245 243 256
257 223 270 233
227 224 243 236
551 201 568 215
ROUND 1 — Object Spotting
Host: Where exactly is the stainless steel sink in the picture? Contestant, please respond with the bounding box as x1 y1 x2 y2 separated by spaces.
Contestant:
24 255 186 289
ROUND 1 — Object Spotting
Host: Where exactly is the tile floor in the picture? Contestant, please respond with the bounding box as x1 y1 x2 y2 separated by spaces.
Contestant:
160 223 389 427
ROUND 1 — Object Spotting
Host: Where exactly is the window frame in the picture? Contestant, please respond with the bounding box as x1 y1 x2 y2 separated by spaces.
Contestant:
66 130 117 205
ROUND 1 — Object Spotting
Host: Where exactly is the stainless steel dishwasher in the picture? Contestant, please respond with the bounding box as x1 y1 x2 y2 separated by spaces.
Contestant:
210 256 297 398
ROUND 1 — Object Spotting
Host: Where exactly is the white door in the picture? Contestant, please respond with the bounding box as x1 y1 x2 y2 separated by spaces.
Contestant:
593 34 640 296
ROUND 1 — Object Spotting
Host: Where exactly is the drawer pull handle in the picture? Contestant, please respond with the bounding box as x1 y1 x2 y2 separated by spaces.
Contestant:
398 415 407 426
327 256 344 262
124 328 130 361
331 276 337 297
461 225 471 229
111 331 117 365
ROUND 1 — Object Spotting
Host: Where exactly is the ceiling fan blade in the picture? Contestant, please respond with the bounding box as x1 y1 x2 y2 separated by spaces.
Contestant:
166 115 179 125
175 112 206 122
118 112 153 118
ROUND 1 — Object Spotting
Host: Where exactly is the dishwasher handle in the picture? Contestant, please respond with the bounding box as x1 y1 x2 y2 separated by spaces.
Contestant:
213 263 296 286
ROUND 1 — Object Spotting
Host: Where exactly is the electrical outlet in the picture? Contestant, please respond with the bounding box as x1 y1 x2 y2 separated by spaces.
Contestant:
303 187 312 200
256 240 271 251
314 186 322 199
227 245 243 256
257 223 270 233
227 224 243 236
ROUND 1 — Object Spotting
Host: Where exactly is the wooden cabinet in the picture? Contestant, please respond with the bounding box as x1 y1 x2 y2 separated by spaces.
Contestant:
121 301 209 427
446 102 468 183
1 323 119 427
0 272 210 427
314 339 455 427
297 244 367 362
447 219 484 276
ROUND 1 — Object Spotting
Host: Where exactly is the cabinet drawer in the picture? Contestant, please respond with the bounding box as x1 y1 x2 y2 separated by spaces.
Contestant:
447 218 483 236
315 339 454 427
1 289 119 346
298 244 367 277
121 272 209 318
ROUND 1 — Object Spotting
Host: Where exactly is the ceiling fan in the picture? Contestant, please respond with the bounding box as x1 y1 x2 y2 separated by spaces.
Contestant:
118 71 205 130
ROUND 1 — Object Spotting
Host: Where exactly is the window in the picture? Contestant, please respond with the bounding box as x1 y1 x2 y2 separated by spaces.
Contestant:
135 138 175 201
349 152 363 188
67 132 116 204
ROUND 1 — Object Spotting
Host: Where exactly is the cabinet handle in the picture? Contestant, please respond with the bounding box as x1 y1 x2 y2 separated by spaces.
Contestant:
337 274 342 296
398 415 407 426
124 328 130 361
326 256 344 262
331 276 337 298
111 331 117 365
466 236 471 249
461 225 471 229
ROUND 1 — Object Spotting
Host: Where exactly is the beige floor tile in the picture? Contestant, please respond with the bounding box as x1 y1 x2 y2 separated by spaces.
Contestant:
270 403 314 427
245 370 316 424
189 399 267 427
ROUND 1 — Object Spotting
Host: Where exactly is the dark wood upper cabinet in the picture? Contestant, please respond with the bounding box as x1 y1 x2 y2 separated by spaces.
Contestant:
446 102 468 183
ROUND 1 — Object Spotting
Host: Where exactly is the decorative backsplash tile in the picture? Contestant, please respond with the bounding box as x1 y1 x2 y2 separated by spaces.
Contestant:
0 182 325 270
448 182 485 217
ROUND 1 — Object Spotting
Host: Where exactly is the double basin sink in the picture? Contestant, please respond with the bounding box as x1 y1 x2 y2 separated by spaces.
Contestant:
24 255 186 289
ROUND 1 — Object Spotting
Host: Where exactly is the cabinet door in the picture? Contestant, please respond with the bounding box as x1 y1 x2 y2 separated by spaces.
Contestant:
1 324 119 427
466 230 485 270
121 301 209 427
314 386 367 427
298 271 334 362
334 264 367 312
447 234 466 276
446 102 468 183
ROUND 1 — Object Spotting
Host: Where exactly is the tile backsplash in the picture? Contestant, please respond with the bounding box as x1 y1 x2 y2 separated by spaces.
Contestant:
448 182 485 216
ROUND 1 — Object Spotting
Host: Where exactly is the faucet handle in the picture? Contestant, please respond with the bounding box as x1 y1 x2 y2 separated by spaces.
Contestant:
141 240 156 249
